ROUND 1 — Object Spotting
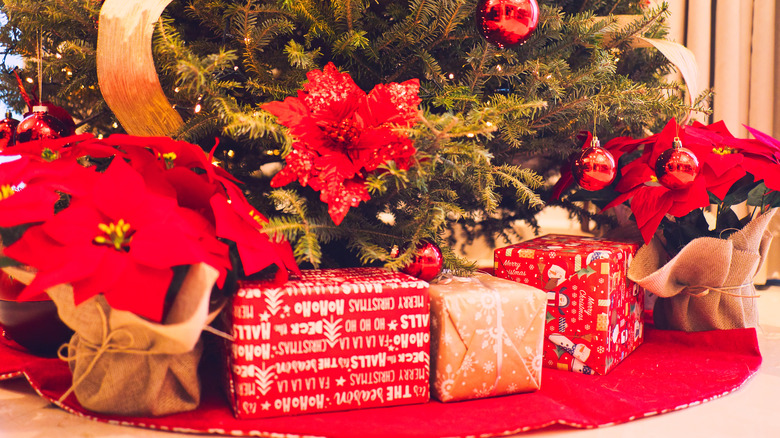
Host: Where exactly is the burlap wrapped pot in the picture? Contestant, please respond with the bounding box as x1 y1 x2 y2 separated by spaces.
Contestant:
3 263 219 416
628 209 775 331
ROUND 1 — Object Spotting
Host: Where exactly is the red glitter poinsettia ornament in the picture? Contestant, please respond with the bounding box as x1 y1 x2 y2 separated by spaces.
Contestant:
262 63 421 225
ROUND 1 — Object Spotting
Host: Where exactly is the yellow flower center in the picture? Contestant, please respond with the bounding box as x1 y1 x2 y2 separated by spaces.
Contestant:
712 146 736 155
162 152 177 169
249 208 267 226
41 148 59 162
94 219 133 251
0 184 15 200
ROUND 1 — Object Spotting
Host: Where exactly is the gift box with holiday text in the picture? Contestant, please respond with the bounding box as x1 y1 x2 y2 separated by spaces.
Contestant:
223 268 431 419
494 235 644 375
429 273 546 402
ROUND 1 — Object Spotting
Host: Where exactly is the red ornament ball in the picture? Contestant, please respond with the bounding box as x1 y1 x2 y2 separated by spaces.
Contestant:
15 106 72 144
23 101 76 135
475 0 540 49
401 239 444 282
0 111 20 151
572 140 617 191
655 144 700 190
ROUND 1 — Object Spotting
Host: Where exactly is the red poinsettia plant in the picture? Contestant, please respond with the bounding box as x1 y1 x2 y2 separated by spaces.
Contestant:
553 119 780 254
261 62 421 225
0 134 299 322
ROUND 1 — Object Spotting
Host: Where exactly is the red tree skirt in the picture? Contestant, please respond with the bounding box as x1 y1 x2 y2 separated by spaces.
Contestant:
0 327 762 438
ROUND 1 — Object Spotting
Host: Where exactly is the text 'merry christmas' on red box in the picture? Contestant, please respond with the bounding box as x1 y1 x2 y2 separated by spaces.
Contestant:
224 268 431 418
493 235 644 376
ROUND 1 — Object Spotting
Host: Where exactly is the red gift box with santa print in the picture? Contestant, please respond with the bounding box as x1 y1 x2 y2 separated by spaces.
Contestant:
223 268 431 418
493 235 644 375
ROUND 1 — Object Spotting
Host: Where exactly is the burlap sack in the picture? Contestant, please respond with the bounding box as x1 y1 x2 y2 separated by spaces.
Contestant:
628 209 776 331
3 263 219 416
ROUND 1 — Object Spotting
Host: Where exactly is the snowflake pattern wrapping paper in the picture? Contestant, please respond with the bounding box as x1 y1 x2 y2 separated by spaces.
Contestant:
428 273 546 402
223 268 430 418
494 235 644 376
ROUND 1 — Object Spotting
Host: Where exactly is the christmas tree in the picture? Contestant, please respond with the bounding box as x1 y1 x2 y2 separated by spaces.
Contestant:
0 0 700 274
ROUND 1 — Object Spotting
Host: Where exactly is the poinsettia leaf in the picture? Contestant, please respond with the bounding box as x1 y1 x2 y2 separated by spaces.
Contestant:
568 186 620 204
747 182 780 208
0 255 21 268
721 174 758 208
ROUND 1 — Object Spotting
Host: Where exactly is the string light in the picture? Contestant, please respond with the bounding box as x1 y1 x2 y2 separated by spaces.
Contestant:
194 95 203 113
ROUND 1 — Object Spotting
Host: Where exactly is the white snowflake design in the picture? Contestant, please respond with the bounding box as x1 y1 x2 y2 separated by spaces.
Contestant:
597 345 605 354
476 326 500 352
473 382 494 398
524 346 543 380
436 377 456 400
482 360 495 374
459 352 476 374
443 332 455 346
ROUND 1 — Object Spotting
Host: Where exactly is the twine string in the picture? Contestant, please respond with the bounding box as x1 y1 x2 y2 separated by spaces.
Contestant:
56 302 156 403
682 283 758 299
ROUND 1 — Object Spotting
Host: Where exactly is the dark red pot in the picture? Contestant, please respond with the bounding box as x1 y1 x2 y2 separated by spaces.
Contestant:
0 272 73 357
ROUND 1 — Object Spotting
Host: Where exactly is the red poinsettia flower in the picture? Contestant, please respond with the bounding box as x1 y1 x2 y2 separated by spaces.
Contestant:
4 157 229 322
603 119 713 243
549 131 651 199
0 155 99 227
742 125 780 191
2 133 115 163
262 62 421 225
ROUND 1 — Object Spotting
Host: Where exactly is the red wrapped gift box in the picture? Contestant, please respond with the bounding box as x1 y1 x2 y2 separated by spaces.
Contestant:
223 268 431 418
494 234 644 375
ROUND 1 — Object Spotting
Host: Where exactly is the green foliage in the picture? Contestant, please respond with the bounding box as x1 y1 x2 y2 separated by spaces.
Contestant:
0 0 695 273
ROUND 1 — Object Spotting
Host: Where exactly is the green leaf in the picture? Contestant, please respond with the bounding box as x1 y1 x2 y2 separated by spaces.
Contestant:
0 256 21 268
747 182 780 208
721 174 758 207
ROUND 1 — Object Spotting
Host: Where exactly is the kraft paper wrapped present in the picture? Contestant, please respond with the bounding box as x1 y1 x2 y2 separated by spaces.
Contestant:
429 272 546 402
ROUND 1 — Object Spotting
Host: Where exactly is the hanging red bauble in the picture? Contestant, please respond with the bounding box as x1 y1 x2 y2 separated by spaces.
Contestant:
0 112 20 151
475 0 540 49
571 136 617 191
401 239 444 282
22 101 76 136
15 106 71 144
655 137 700 190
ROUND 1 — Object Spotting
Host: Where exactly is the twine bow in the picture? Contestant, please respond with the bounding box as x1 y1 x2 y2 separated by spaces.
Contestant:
56 302 155 403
